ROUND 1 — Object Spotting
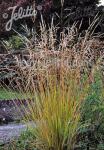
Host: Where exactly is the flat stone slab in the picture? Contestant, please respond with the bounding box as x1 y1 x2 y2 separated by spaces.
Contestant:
0 123 27 145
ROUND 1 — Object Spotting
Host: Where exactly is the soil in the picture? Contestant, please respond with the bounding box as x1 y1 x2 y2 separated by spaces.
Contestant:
0 99 27 124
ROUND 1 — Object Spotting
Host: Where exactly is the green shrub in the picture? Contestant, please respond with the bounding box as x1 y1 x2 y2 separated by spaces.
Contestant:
76 72 104 149
3 35 24 51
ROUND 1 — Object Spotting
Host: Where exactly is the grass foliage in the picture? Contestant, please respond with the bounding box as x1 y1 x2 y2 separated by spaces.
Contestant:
22 70 90 150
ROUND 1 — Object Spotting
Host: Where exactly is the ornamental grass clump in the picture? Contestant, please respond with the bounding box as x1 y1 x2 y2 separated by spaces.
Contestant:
21 67 90 150
2 19 103 150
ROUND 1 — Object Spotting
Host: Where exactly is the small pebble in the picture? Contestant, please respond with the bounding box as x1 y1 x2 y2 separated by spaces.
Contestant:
2 118 6 121
3 108 6 111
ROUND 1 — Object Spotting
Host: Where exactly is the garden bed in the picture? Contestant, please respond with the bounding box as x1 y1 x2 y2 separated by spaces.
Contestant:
0 99 27 124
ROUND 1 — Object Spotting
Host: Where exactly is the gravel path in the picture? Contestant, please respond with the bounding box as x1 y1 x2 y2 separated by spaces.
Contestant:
0 123 27 145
